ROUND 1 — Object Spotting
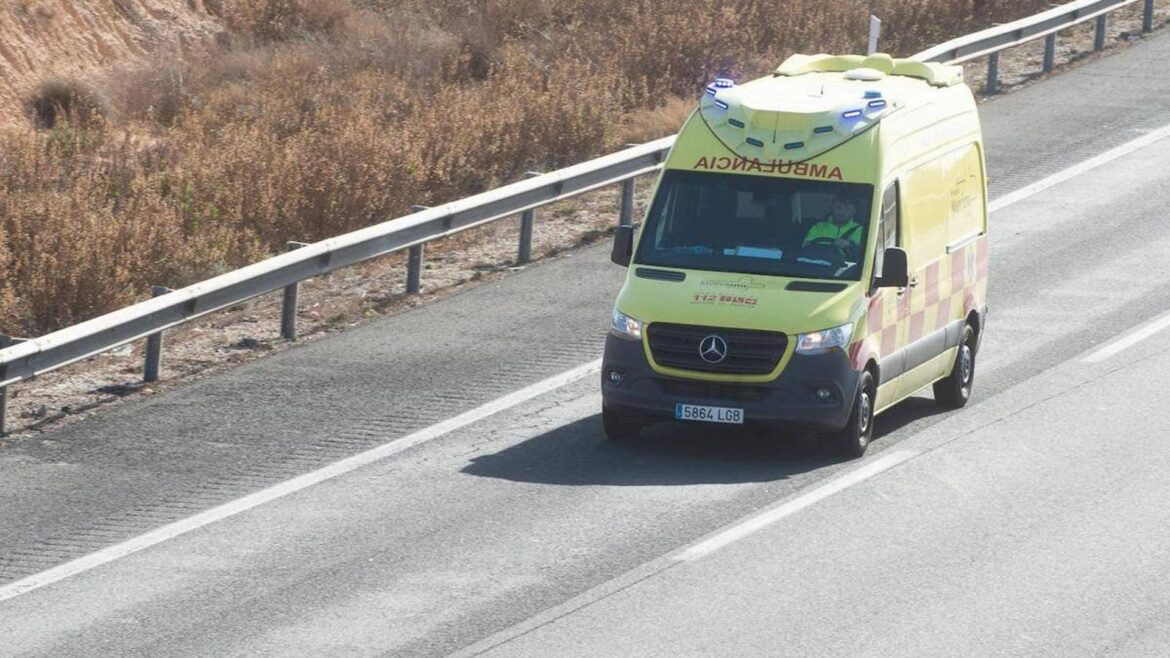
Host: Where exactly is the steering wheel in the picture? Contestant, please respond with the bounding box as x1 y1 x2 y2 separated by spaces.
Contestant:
807 237 840 247
804 236 859 267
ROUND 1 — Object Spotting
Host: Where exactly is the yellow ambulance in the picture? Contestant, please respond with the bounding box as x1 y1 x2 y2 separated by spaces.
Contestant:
603 53 988 457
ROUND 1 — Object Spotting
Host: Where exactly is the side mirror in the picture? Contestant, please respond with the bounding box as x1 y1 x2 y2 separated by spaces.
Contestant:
611 225 634 267
875 247 909 288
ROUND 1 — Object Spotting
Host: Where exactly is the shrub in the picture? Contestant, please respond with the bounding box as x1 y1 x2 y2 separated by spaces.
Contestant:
26 77 109 129
1 0 1057 336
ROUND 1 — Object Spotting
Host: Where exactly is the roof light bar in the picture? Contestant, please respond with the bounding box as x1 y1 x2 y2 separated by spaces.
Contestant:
714 78 735 88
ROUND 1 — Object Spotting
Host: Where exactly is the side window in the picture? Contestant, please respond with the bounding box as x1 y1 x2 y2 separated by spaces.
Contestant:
874 181 899 278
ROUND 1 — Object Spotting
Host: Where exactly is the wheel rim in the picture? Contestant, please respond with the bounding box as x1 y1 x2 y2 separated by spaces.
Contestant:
857 389 872 441
959 343 973 393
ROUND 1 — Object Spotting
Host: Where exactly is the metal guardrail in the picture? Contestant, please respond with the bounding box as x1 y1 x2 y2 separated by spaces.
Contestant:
0 137 673 427
0 0 1163 433
915 0 1152 93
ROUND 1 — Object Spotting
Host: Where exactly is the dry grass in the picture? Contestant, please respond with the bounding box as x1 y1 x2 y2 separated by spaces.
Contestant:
0 0 1058 336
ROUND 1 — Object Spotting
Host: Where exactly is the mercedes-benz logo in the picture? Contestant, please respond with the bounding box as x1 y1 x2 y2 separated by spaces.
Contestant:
699 335 729 364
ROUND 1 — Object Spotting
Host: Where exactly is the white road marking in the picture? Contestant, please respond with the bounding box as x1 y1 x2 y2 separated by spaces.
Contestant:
460 121 1170 658
989 123 1170 213
456 449 921 657
8 121 1170 607
673 450 918 562
0 359 602 603
1083 311 1170 363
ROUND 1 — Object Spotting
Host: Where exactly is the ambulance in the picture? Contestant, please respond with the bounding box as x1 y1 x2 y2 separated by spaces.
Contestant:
602 53 988 457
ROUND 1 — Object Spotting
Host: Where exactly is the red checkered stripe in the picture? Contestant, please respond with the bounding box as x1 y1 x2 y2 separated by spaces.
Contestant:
909 236 989 344
849 237 988 370
850 292 891 370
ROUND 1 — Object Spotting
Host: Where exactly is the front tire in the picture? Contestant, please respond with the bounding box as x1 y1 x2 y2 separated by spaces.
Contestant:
828 370 875 459
934 324 976 409
602 406 644 441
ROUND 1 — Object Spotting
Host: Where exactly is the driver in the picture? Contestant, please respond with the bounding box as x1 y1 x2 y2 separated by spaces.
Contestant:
802 195 863 257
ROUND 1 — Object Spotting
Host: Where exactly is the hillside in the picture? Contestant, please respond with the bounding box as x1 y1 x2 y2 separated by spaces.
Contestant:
0 0 1064 335
0 0 224 124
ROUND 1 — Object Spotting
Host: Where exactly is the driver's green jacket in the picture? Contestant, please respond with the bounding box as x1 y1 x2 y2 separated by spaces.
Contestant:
802 220 863 246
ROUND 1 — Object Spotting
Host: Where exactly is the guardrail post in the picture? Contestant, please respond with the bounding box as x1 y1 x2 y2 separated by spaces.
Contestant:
281 241 309 340
144 286 171 383
620 144 641 228
1145 0 1156 33
407 205 428 294
868 15 882 55
1095 14 1108 51
0 335 24 436
985 52 1000 95
620 178 636 228
1043 33 1057 72
518 172 541 265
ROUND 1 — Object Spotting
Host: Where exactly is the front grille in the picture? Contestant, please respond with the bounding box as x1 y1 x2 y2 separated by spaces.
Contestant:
646 323 787 375
659 379 769 402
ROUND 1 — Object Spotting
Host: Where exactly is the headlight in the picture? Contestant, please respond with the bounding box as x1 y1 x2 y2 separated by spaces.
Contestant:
796 322 854 355
610 308 643 340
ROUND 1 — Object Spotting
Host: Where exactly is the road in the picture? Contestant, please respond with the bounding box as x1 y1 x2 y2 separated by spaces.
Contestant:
473 329 1170 657
3 33 1170 657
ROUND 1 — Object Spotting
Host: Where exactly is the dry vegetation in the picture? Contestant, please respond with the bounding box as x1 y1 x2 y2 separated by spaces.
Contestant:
0 0 1057 335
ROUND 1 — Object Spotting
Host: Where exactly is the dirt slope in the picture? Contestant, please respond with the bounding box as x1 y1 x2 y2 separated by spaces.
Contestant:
0 0 224 124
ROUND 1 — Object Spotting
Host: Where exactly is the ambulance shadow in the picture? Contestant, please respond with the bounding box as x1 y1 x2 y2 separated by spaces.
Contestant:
464 395 954 487
462 414 839 487
871 395 957 438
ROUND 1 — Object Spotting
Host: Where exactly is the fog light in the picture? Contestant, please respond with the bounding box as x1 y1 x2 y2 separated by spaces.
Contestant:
815 387 833 400
608 370 624 385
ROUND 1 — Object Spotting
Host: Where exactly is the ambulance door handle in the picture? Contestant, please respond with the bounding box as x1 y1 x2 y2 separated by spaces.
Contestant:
897 277 918 298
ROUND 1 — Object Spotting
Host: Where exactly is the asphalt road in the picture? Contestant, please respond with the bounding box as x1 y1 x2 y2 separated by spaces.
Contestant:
474 328 1170 657
3 34 1170 657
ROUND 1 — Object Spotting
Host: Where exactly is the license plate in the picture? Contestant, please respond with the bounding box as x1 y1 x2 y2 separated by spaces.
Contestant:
674 403 744 424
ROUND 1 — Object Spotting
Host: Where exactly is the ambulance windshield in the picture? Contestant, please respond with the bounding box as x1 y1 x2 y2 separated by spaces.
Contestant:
634 170 874 281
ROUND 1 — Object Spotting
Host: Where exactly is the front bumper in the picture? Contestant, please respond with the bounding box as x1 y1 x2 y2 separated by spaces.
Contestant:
601 334 860 432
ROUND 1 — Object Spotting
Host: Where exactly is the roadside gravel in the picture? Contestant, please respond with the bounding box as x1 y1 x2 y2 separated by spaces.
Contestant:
2 2 1167 442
